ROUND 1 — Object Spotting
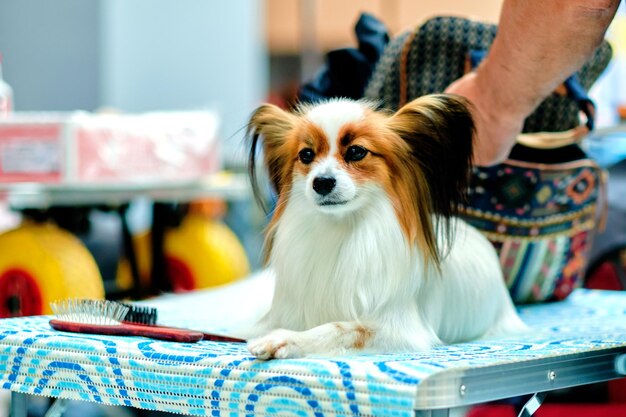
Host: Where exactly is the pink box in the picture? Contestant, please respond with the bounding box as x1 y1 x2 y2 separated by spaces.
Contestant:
0 111 220 184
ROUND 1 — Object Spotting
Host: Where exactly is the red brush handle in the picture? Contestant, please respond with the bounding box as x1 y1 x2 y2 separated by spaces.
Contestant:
49 319 204 343
200 332 246 343
127 322 245 343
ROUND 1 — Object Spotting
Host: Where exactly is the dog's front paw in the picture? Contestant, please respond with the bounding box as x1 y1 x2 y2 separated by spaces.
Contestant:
248 329 305 360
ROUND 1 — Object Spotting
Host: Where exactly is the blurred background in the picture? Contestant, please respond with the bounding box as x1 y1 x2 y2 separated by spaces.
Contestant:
0 0 530 284
0 0 624 163
0 1 625 416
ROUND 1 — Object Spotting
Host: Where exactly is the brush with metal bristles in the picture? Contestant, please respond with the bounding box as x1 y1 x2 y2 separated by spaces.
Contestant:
49 299 245 343
49 299 203 343
51 299 130 325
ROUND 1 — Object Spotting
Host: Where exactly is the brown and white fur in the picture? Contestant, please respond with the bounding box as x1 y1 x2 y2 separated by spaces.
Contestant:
246 94 526 359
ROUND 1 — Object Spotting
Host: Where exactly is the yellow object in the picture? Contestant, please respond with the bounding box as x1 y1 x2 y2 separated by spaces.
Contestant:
116 213 249 292
0 222 104 317
608 14 626 57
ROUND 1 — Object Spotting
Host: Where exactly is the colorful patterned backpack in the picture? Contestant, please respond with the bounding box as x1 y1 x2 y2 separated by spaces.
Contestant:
365 16 613 303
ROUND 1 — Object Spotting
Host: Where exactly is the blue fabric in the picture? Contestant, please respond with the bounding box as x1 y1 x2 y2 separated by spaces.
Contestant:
1 289 626 416
564 74 595 130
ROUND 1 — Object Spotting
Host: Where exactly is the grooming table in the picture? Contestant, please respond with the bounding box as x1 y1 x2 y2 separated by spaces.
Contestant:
2 284 626 417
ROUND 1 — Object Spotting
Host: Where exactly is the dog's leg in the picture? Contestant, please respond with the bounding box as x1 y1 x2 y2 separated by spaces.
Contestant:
248 321 375 359
248 316 440 359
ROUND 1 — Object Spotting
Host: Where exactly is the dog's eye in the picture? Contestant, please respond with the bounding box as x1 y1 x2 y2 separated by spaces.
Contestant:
298 148 315 164
345 145 368 162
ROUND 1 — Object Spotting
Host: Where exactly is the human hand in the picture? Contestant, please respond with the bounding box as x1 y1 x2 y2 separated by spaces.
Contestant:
445 72 524 166
446 0 619 167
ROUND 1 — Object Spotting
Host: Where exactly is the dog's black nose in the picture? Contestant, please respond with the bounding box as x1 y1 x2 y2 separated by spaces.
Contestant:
313 177 336 196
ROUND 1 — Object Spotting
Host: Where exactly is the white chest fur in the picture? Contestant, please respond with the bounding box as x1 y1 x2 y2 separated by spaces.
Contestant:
265 187 420 331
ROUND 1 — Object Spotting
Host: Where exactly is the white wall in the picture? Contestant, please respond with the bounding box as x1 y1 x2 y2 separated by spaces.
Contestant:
589 2 626 128
0 0 267 165
100 0 267 164
0 0 101 111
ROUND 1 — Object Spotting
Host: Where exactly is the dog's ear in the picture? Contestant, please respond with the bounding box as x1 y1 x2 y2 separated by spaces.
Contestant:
247 104 297 212
388 94 474 266
389 94 474 218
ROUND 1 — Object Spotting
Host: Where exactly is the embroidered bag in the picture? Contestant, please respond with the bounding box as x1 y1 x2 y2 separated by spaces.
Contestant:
365 16 612 303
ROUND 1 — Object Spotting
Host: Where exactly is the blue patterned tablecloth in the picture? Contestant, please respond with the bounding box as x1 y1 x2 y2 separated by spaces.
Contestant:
1 289 626 417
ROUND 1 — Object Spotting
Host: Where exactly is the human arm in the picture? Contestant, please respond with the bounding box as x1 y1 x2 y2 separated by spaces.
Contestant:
446 0 620 166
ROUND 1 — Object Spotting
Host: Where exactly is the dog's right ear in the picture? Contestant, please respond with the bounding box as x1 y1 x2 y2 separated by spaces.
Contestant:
388 94 474 267
247 104 297 212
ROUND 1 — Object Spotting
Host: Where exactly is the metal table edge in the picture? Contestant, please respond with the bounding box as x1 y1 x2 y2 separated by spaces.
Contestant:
413 345 626 410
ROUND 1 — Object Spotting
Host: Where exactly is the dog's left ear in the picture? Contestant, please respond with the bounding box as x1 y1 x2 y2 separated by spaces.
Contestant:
388 94 475 219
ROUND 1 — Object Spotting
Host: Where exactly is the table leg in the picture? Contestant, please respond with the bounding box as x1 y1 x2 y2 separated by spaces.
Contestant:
517 392 547 417
9 392 27 417
150 202 187 294
118 205 143 299
616 353 626 374
44 398 68 417
415 409 450 417
151 202 183 294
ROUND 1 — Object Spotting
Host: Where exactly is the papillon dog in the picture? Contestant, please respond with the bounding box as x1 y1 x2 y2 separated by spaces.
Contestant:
246 94 526 359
